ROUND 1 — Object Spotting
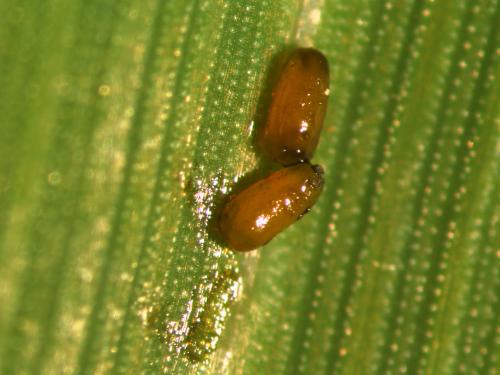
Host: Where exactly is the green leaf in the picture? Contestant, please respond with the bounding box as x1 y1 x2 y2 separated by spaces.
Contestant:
0 0 498 374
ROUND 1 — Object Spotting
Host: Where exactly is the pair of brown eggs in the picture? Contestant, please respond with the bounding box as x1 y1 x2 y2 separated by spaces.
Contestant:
218 48 329 252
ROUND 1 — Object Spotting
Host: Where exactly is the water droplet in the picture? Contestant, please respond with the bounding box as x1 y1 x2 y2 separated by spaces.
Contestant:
47 171 61 185
97 84 110 96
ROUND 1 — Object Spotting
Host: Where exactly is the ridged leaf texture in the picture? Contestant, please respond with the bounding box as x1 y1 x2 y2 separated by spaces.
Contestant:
0 0 498 374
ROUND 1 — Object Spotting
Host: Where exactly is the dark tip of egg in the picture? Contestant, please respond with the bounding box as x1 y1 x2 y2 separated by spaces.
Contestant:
311 164 324 176
309 164 325 189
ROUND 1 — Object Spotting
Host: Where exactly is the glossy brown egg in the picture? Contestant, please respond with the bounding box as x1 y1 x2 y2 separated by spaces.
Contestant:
259 48 329 165
218 163 324 252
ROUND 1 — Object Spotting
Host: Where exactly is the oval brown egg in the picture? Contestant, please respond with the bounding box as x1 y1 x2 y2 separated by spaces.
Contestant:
259 48 330 166
218 163 324 252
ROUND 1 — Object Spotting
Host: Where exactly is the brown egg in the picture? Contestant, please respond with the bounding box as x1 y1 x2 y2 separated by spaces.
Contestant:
218 163 324 252
259 48 330 165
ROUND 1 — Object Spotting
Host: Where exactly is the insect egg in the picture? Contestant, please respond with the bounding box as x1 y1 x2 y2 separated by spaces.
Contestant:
259 48 330 165
218 163 324 252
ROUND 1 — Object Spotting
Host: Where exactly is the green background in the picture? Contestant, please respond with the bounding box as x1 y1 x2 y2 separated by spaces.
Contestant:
0 0 498 374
